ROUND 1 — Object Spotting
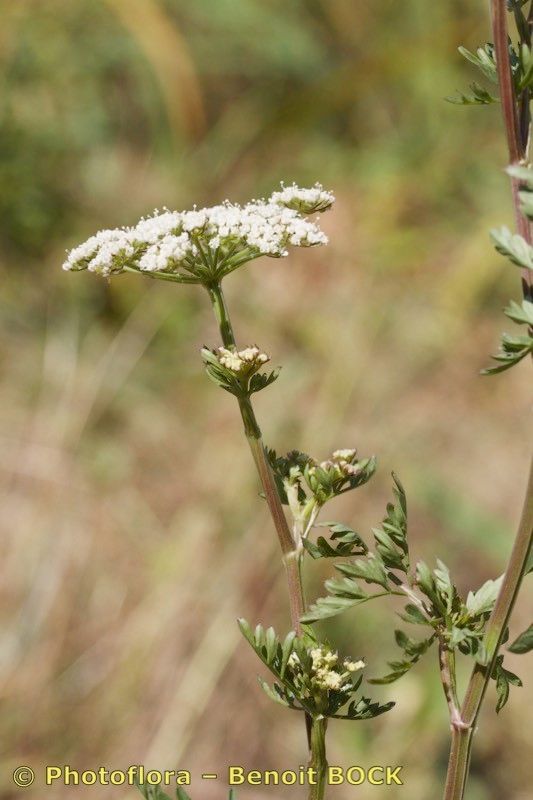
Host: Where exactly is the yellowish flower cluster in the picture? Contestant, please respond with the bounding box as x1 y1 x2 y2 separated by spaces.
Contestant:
217 346 270 373
287 645 364 698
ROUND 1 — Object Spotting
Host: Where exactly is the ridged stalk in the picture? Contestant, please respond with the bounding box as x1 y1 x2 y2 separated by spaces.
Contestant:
308 717 328 800
206 282 317 763
442 4 533 796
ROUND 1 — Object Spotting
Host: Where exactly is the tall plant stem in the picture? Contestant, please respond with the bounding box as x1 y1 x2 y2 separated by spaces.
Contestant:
206 282 306 633
442 457 533 800
492 0 533 298
207 280 324 777
442 5 533 797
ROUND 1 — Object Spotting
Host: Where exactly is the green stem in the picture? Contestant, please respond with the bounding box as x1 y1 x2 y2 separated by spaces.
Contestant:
308 717 328 800
490 0 533 297
207 283 237 349
442 456 533 800
205 282 306 635
443 728 473 800
206 280 314 753
442 6 533 797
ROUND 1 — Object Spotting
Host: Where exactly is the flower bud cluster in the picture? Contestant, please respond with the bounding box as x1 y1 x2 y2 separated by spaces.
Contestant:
63 185 334 280
217 346 270 374
312 448 362 479
267 447 376 546
287 645 365 701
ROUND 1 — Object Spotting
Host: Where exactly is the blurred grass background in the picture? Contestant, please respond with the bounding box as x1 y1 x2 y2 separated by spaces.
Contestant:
0 1 531 798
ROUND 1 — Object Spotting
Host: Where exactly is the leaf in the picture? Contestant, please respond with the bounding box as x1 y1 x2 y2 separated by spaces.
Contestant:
415 560 438 605
369 661 414 685
518 42 533 89
433 559 455 613
483 330 533 375
507 165 533 218
508 623 533 654
399 603 430 626
491 226 533 269
458 44 498 82
303 522 368 559
301 585 370 623
258 677 291 707
504 299 533 326
449 626 468 649
369 632 435 684
336 554 390 590
506 163 533 187
372 474 410 575
466 575 503 617
474 642 490 667
446 82 498 105
491 655 522 713
265 626 277 662
248 368 280 394
333 696 395 720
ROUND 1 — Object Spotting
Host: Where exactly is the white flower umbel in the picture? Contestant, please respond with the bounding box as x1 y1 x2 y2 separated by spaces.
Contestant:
62 185 334 283
269 183 335 214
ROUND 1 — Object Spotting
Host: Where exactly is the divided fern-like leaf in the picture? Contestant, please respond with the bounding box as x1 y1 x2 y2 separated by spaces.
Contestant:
302 475 410 622
371 473 409 577
303 522 368 560
446 83 498 105
369 630 436 685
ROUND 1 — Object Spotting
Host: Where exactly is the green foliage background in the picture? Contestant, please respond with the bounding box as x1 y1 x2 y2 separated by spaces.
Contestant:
0 1 530 799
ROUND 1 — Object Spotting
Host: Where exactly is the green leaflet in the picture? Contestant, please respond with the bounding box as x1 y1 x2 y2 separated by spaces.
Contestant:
301 588 372 623
457 45 498 82
446 83 498 105
482 328 533 375
336 554 390 590
369 631 436 685
303 522 368 560
248 368 281 394
466 576 504 617
508 623 533 654
491 655 522 713
491 226 533 270
483 300 533 375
